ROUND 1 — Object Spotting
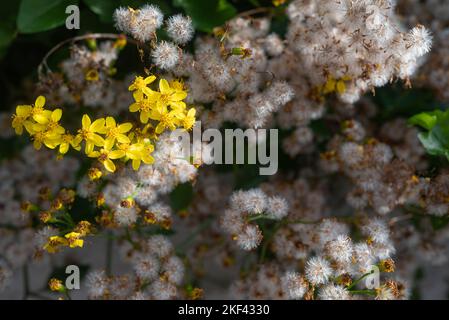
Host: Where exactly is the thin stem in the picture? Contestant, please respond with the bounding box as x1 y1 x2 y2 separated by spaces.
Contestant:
38 33 140 78
177 216 215 252
347 271 374 290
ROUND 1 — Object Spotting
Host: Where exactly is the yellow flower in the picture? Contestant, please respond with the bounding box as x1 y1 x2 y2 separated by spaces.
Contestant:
129 94 157 124
33 108 65 141
31 96 52 124
74 221 92 236
149 106 180 134
155 79 187 111
59 133 82 154
77 114 106 154
88 167 103 181
64 232 84 248
102 117 133 149
43 236 68 253
11 105 33 135
129 140 155 170
49 278 65 292
128 75 156 100
88 144 126 173
180 108 196 131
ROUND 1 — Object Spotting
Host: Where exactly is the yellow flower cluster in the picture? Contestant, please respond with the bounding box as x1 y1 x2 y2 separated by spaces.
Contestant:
128 76 196 132
43 220 92 253
317 75 352 96
11 76 195 173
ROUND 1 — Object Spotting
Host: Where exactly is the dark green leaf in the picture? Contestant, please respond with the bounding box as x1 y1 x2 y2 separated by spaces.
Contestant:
408 112 439 130
17 0 78 34
0 2 20 57
83 0 115 23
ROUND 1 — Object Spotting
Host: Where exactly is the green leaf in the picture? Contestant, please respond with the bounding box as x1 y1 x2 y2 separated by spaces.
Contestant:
408 112 439 130
174 0 237 32
17 0 78 33
83 0 115 23
0 2 20 58
417 132 445 156
170 182 193 211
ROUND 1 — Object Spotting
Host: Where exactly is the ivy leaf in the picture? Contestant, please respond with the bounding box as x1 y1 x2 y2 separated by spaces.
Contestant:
408 111 440 131
17 0 78 34
410 109 449 159
174 0 237 32
417 132 446 156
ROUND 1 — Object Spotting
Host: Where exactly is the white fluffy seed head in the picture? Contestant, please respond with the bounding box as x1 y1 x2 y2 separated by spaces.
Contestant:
86 270 109 298
236 224 263 250
362 218 390 245
151 41 180 70
147 235 174 258
305 256 333 285
130 5 164 42
114 206 138 226
166 14 194 45
266 196 289 219
326 235 354 264
162 256 185 285
281 271 308 300
318 284 351 300
133 254 160 281
231 188 268 214
113 7 133 34
405 25 433 58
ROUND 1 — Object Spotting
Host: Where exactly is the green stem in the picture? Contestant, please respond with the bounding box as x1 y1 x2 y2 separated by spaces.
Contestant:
347 271 374 290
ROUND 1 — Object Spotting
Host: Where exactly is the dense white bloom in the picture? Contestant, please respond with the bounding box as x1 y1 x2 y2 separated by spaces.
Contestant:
266 195 289 219
236 224 263 250
231 188 267 214
318 284 351 300
162 256 185 285
305 257 333 285
362 218 390 245
281 272 308 300
151 41 179 70
326 235 354 264
133 254 160 280
147 235 174 258
114 206 138 226
130 5 163 42
166 14 194 45
86 270 109 298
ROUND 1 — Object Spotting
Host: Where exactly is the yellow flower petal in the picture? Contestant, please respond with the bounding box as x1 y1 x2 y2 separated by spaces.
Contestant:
35 96 46 108
116 134 131 144
106 117 116 128
109 150 126 159
16 105 32 117
118 123 133 133
82 114 91 129
51 109 62 122
144 75 156 84
129 103 140 112
104 159 116 172
91 118 105 132
91 134 105 146
159 79 170 93
59 143 69 155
